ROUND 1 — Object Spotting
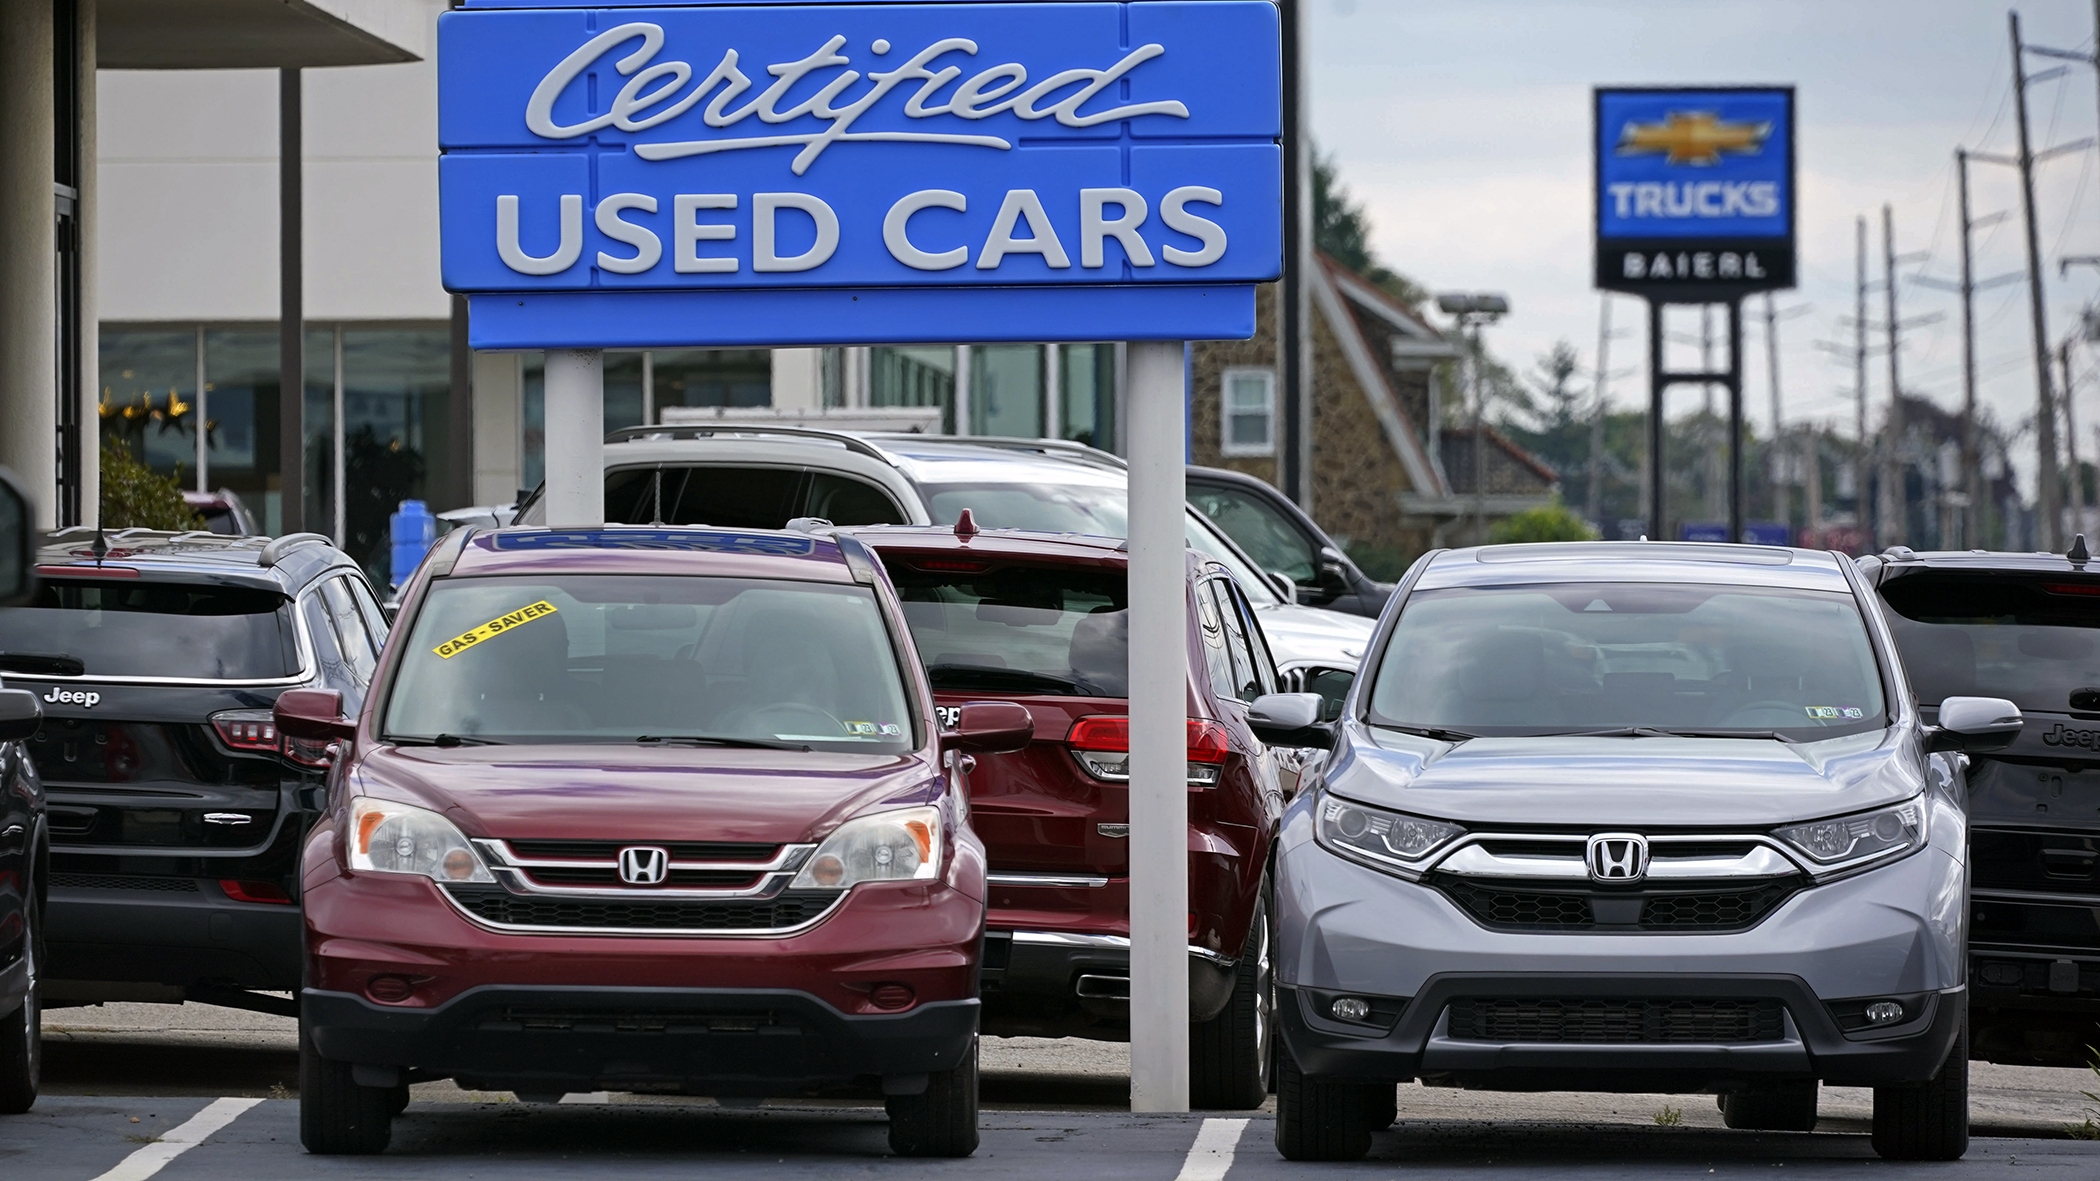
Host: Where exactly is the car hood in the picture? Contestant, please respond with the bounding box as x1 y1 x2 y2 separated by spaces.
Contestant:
350 742 941 845
1322 725 1926 828
1255 603 1375 671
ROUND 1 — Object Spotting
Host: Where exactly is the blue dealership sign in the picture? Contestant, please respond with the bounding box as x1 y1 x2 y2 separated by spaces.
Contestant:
1594 86 1794 295
438 2 1282 348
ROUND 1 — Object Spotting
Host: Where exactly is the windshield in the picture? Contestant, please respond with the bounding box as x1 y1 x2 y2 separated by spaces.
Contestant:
0 578 297 680
1879 572 2100 713
1367 581 1887 739
382 574 915 751
889 560 1127 697
920 481 1280 607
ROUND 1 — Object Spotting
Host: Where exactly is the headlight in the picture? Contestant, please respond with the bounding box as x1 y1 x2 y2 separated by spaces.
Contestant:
1773 797 1927 876
348 796 495 883
790 806 942 890
1315 792 1465 877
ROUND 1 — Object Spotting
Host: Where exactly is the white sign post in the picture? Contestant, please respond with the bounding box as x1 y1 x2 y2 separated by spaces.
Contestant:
1126 338 1191 1111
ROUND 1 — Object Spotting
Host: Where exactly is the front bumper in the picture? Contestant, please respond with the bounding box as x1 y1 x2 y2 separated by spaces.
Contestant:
1276 808 1968 1089
304 985 978 1096
1278 976 1962 1091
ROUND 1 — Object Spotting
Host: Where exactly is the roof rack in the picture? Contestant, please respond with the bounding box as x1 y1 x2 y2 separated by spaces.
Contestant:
864 434 1129 471
257 532 334 568
603 423 896 465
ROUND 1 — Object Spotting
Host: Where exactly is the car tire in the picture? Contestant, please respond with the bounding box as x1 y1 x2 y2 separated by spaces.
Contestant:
299 1026 393 1155
1718 1080 1818 1131
0 888 42 1115
1871 1019 1968 1161
886 1035 978 1158
1190 894 1270 1110
1274 1044 1373 1161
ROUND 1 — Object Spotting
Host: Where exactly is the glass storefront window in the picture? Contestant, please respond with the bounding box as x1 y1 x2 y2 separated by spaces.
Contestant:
655 349 770 410
202 329 280 526
100 330 201 481
340 328 451 580
605 350 645 435
871 346 957 432
970 344 1043 437
1060 343 1116 452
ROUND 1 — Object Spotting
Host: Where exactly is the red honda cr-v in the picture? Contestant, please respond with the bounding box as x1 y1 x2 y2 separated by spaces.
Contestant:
856 524 1288 1108
278 526 1029 1156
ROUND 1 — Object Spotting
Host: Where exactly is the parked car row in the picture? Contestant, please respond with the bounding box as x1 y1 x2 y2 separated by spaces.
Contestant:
1 450 2096 1166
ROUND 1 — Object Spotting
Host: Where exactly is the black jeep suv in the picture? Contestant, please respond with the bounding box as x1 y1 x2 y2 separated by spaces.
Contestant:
1864 545 2100 1066
0 529 388 1016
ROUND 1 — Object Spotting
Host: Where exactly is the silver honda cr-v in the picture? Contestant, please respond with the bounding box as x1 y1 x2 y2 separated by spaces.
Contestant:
1256 542 2023 1163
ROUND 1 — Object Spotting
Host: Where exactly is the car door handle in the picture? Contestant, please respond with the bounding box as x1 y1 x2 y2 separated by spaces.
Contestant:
203 813 255 826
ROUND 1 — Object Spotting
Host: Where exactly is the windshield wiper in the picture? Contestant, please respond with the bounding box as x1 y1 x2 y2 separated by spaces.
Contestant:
927 665 1089 696
1375 723 1477 743
391 733 501 747
0 651 85 676
1650 728 1800 742
1553 726 1676 738
635 734 810 752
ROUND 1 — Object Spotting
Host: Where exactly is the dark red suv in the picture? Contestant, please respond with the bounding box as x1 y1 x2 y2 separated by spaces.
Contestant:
277 526 1029 1156
856 525 1288 1108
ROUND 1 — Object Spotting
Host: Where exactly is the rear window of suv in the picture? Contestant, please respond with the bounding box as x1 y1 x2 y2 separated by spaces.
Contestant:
0 578 298 680
887 559 1128 698
1878 571 2100 712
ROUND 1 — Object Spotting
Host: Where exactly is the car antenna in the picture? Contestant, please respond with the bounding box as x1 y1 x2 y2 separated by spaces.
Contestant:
954 507 978 540
2071 533 2090 567
91 524 108 564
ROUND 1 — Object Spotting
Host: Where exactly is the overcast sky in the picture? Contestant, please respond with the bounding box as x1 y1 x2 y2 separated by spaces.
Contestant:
1310 0 2100 487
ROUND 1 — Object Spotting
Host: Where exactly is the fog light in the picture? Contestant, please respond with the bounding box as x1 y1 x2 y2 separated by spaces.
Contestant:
365 974 415 1003
1331 996 1371 1022
1863 1000 1905 1025
868 983 915 1011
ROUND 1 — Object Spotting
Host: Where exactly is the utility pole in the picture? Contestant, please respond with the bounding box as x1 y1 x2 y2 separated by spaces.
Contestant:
2067 340 2085 538
2013 10 2064 550
1588 295 1613 526
1880 205 1907 548
1805 423 1824 543
1955 150 1983 548
1855 215 1872 550
1759 295 1812 531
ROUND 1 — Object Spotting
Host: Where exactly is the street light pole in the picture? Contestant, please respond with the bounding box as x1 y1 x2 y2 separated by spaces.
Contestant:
1437 293 1509 545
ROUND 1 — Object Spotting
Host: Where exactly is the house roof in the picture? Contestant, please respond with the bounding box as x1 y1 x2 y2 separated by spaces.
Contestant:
1310 254 1450 497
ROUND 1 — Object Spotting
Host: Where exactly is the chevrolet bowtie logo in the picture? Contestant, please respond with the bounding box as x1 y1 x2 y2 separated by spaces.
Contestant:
1617 111 1771 166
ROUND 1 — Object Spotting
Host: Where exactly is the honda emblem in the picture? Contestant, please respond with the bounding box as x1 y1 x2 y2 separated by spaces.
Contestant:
617 846 670 886
1586 833 1649 882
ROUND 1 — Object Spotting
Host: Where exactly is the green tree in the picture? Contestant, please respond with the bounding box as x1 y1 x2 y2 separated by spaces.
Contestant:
99 441 203 530
1486 501 1598 545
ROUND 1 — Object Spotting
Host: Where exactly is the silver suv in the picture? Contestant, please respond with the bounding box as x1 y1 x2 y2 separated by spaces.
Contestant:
1259 542 2022 1162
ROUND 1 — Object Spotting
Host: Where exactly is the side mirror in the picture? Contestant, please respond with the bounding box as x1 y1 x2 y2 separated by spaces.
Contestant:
1928 695 2022 754
275 688 356 742
1266 571 1297 604
940 701 1035 754
1247 692 1334 749
1315 547 1351 595
0 688 42 743
0 466 37 608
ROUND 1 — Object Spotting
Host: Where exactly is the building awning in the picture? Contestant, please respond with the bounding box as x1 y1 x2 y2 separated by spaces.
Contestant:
100 0 424 69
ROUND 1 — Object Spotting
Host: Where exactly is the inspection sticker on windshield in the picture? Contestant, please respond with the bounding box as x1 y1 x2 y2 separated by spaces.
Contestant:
1805 706 1864 720
433 601 559 659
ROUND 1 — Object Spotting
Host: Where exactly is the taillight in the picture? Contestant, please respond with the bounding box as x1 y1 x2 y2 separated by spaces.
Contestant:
211 708 331 768
211 709 278 752
218 879 293 904
1065 716 1232 786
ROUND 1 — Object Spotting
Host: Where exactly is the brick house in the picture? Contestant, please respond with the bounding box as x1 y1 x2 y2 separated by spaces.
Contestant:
1189 254 1557 575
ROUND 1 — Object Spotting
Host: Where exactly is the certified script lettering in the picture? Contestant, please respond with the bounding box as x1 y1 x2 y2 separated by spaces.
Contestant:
526 23 1191 174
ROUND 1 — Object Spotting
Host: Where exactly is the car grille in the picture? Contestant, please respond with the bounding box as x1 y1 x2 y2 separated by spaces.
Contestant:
502 839 780 862
1434 878 1797 932
442 884 838 933
51 873 200 892
489 1007 783 1033
518 868 764 889
1445 997 1787 1043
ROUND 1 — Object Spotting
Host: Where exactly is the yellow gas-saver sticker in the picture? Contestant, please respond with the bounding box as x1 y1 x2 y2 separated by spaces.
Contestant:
433 600 559 659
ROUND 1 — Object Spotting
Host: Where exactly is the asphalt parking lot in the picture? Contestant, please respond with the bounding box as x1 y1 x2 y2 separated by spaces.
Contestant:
6 1002 2096 1179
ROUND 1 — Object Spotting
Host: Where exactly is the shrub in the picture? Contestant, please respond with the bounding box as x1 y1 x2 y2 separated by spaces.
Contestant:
99 442 202 531
1487 502 1598 545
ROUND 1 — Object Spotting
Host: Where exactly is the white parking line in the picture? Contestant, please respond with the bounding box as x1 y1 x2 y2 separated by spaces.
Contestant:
90 1097 264 1181
1173 1118 1250 1181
